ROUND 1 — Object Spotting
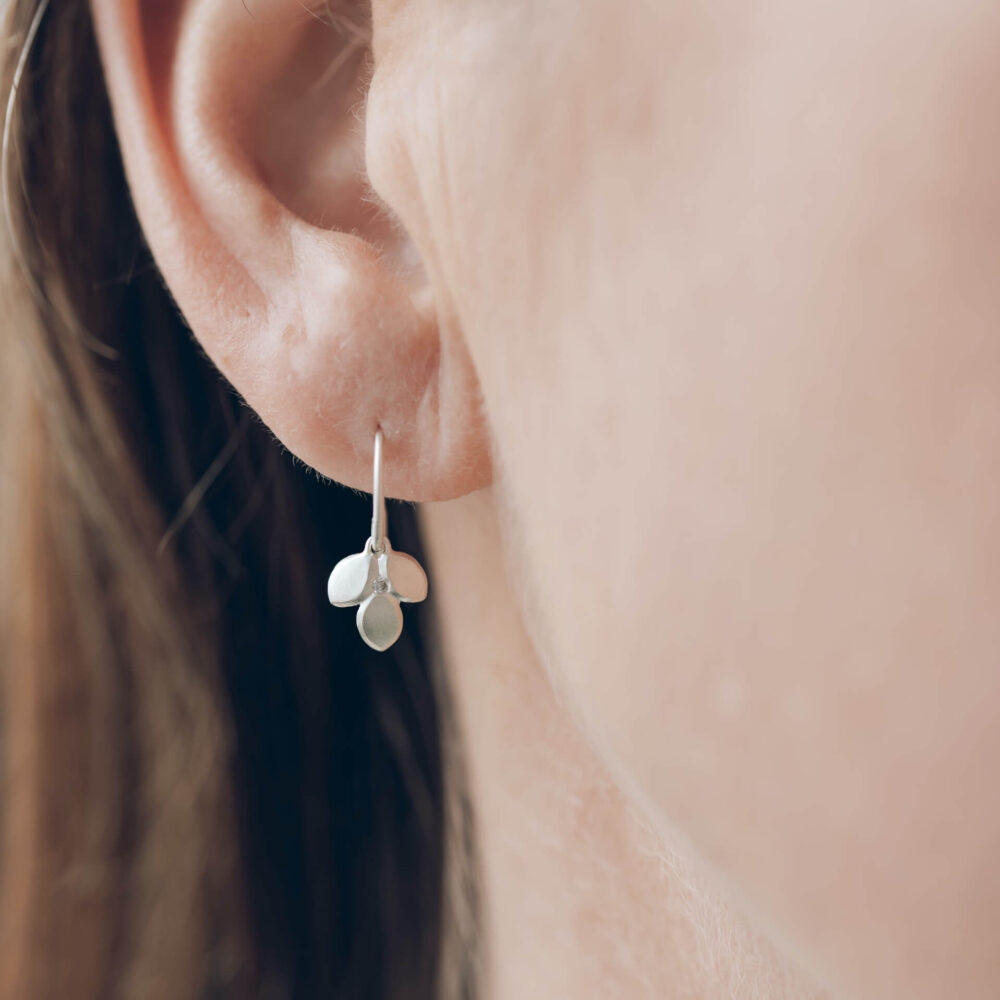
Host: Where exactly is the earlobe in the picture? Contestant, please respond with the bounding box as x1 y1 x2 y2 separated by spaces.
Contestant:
90 0 492 501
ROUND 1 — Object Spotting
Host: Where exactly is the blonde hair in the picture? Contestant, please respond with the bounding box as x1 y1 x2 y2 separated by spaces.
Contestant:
0 1 479 995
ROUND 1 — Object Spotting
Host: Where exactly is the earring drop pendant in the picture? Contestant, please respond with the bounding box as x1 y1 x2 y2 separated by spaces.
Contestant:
327 428 428 651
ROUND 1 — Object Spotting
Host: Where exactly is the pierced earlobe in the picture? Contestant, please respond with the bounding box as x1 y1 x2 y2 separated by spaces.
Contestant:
327 427 428 651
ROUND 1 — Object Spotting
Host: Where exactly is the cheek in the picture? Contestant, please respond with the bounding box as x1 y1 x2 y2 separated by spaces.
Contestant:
400 9 698 758
412 8 706 702
392 3 1000 995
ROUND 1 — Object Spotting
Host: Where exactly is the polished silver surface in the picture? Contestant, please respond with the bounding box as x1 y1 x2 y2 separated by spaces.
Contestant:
327 428 428 651
356 590 403 653
370 426 386 553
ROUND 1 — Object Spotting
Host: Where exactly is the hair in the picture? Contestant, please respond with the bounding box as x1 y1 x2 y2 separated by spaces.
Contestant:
0 1 480 996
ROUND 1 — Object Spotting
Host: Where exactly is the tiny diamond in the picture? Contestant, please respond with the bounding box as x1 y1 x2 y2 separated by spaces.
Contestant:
371 577 389 594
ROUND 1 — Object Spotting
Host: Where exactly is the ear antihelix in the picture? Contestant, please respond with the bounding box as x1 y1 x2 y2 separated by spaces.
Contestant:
326 426 428 651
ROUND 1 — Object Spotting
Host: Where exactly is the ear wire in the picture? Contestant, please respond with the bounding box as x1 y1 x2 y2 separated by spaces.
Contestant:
371 425 386 554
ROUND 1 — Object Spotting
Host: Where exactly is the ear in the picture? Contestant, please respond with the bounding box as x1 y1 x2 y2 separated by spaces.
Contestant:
89 0 491 500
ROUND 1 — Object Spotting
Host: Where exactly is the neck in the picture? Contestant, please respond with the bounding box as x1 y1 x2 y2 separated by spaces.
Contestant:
419 488 825 1000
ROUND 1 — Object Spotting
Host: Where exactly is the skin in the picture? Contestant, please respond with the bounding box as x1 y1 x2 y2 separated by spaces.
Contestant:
92 1 1000 997
421 489 825 998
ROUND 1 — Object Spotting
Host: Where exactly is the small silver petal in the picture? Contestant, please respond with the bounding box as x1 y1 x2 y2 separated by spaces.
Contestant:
356 592 404 652
327 550 375 607
382 550 428 604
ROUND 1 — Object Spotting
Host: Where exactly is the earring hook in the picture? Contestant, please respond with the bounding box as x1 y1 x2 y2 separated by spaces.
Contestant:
370 426 386 553
327 424 428 651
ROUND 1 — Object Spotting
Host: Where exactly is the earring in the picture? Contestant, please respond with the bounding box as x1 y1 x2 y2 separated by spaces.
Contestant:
327 427 428 651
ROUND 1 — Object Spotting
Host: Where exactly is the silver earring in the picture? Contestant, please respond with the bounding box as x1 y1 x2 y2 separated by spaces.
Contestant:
327 427 428 651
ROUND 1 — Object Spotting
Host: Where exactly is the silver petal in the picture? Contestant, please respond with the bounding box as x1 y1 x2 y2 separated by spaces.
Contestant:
356 592 404 652
382 549 428 604
327 550 374 607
